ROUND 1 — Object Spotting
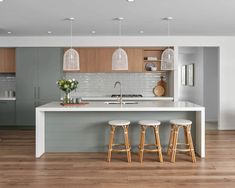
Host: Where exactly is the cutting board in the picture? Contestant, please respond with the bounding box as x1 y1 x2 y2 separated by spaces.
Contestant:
153 76 167 96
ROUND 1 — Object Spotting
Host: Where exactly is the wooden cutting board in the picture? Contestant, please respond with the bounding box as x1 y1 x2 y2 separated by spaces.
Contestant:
153 76 167 96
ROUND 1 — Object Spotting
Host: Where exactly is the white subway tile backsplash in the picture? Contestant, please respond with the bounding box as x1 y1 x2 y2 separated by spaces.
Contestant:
65 73 167 97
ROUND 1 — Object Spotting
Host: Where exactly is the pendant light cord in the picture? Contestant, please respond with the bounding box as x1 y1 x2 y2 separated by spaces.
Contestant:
118 20 122 48
167 19 170 49
70 20 73 49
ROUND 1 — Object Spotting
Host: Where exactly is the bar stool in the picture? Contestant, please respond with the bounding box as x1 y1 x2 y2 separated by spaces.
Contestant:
167 119 196 163
107 120 131 163
138 120 163 163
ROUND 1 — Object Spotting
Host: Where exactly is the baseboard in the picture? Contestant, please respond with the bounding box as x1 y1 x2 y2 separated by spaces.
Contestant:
0 125 35 130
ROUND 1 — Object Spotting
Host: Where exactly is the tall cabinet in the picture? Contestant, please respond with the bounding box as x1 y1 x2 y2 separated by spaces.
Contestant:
16 47 63 126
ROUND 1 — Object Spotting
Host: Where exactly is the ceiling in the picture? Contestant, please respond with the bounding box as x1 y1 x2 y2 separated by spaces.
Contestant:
0 0 235 36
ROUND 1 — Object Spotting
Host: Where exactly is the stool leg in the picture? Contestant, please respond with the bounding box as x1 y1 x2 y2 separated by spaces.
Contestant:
123 125 131 163
186 125 196 163
183 126 190 156
167 124 174 156
154 126 163 163
107 126 115 162
171 126 179 163
139 125 146 163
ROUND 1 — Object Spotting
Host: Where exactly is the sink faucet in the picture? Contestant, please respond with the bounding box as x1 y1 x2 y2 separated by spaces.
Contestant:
114 81 122 104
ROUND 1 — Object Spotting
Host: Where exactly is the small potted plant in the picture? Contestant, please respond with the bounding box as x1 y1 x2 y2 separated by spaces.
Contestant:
56 78 79 104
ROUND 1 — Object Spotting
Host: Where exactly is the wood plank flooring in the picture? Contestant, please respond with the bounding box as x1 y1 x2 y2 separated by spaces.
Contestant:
0 129 235 188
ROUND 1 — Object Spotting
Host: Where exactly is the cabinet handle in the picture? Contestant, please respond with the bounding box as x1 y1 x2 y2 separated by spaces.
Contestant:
38 87 40 99
34 87 37 99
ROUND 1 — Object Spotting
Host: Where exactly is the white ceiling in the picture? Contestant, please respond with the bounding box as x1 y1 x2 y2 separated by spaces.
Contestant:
0 0 235 36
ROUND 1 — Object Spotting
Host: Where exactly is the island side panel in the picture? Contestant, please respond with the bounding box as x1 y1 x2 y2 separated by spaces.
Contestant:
36 109 45 158
196 109 205 158
44 111 196 153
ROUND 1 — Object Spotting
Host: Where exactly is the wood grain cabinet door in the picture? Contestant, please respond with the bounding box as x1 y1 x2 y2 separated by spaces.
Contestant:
124 48 143 72
96 48 115 72
0 48 16 73
76 48 97 73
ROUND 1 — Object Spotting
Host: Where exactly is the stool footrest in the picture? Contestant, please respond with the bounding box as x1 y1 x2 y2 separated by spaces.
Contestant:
174 148 192 152
144 149 162 152
111 149 131 152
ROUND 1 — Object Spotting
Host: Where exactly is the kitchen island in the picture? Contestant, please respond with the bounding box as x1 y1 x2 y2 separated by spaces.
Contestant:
36 101 205 158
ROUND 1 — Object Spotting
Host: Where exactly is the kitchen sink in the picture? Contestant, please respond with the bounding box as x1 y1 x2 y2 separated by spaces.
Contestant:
104 101 138 105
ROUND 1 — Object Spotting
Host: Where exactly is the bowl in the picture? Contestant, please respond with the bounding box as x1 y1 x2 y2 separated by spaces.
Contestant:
151 67 157 71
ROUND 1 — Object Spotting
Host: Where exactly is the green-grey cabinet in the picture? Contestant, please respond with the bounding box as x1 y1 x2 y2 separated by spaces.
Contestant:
16 47 63 126
0 100 15 125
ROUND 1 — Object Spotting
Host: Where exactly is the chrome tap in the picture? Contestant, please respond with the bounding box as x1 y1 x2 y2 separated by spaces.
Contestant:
114 81 122 104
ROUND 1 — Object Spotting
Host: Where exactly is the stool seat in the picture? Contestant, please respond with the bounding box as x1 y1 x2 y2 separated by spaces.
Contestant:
170 119 192 126
108 120 130 126
138 120 161 126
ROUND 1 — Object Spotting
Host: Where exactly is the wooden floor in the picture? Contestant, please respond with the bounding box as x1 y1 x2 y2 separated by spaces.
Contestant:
0 130 235 188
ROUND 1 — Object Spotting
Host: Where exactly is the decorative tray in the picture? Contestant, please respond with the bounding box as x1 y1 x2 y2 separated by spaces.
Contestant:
60 102 89 106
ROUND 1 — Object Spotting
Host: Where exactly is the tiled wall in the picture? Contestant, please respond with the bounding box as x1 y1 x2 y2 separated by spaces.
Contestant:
0 74 16 97
66 73 167 97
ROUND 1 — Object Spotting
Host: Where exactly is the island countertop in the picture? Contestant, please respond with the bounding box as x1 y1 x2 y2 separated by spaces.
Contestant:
37 101 204 112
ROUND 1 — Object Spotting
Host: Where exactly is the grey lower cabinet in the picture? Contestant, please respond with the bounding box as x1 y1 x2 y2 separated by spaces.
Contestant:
0 100 15 126
16 47 63 126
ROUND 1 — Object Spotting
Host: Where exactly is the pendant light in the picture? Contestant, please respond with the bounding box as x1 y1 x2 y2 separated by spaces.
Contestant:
161 17 174 70
63 17 80 71
112 17 128 70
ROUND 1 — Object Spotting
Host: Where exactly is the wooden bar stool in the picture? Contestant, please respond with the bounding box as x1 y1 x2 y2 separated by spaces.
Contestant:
138 120 163 163
167 119 196 163
107 120 131 163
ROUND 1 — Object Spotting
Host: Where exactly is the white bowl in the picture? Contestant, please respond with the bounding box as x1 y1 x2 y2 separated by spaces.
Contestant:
151 67 157 71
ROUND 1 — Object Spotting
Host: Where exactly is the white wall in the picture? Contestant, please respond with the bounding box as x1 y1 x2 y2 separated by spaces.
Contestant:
178 47 204 105
0 36 234 130
204 47 219 122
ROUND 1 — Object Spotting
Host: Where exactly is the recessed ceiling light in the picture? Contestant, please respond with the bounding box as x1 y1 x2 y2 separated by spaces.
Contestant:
126 0 135 2
91 30 96 34
0 0 4 2
162 17 173 21
7 31 12 34
139 30 144 34
65 17 75 21
47 31 52 34
113 17 124 21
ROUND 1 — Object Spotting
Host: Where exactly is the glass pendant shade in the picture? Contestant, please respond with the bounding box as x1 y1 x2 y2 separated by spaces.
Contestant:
161 48 174 70
112 47 128 70
63 48 80 71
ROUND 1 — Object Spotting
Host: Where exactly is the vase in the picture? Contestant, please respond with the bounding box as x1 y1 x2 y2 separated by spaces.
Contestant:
63 92 70 104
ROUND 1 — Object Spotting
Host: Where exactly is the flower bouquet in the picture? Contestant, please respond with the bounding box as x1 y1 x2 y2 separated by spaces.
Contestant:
56 78 79 104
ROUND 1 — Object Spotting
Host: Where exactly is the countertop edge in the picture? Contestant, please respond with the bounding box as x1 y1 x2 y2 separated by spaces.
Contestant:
36 101 205 112
0 97 16 101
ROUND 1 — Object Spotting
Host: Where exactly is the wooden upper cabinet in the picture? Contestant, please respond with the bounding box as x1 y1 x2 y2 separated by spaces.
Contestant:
96 48 115 72
124 48 143 72
0 48 16 73
75 48 97 73
63 47 149 73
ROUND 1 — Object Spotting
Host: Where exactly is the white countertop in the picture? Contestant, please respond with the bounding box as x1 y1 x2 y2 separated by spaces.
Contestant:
37 101 204 112
0 97 16 101
82 96 174 101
